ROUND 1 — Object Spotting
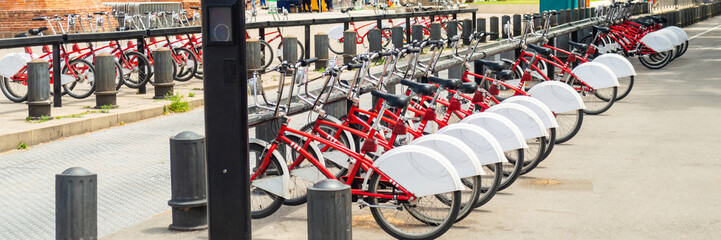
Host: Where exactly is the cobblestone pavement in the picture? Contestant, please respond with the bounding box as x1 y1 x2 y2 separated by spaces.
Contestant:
0 109 205 239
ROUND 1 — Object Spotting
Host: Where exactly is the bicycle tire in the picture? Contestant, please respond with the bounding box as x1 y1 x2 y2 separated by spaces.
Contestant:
62 58 96 99
328 37 344 55
554 109 583 144
367 172 460 240
435 176 482 223
639 50 672 69
249 141 286 219
598 76 633 102
569 75 616 115
518 136 546 175
172 47 198 82
258 40 273 70
279 134 328 206
119 51 151 88
276 40 305 63
492 150 523 191
473 162 502 208
113 61 124 91
192 45 204 79
677 40 688 57
381 28 393 48
541 128 556 161
0 76 28 103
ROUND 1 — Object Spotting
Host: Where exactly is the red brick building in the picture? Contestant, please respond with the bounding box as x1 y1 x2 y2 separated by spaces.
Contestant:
0 0 199 38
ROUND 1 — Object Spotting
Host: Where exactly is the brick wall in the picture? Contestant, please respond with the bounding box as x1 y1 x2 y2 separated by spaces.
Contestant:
0 0 200 38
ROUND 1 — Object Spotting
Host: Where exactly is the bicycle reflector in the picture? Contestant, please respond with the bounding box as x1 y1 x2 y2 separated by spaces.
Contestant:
568 54 576 62
72 43 80 52
489 84 499 96
392 120 407 135
423 107 437 121
361 137 377 153
42 46 50 53
449 98 461 111
472 91 484 103
521 71 532 83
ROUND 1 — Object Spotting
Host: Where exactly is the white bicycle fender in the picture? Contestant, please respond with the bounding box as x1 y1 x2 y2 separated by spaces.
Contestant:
249 138 291 199
571 62 620 89
460 112 528 151
502 96 558 129
436 123 508 165
373 145 463 197
592 53 637 78
527 81 586 113
665 26 689 41
640 31 675 52
410 134 485 178
657 29 683 46
487 103 547 139
327 25 345 41
0 53 29 78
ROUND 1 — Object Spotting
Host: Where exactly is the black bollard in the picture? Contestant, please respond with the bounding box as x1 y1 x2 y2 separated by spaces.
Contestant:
152 48 175 99
27 58 51 119
56 167 97 240
307 179 351 240
168 131 208 230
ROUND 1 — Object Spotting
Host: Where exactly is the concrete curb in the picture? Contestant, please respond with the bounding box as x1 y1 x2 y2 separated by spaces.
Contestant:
0 98 204 153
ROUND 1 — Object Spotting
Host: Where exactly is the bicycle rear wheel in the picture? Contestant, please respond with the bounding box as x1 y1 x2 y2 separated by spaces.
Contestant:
541 128 556 161
554 109 583 144
328 38 344 55
569 76 617 115
0 76 28 103
474 162 502 208
598 75 633 101
62 58 96 99
639 50 673 69
258 40 273 70
367 172 460 240
249 141 286 219
435 176 482 223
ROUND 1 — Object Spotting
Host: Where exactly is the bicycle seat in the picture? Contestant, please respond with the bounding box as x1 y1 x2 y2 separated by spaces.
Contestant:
527 44 552 57
28 27 48 36
14 32 28 38
568 41 589 51
428 76 462 90
371 90 410 109
400 79 437 96
459 82 478 94
299 58 318 67
476 59 508 72
492 70 514 80
190 7 200 10
592 26 610 33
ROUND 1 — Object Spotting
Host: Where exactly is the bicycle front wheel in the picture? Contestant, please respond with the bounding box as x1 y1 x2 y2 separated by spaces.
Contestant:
435 176 482 223
0 76 28 103
258 40 273 70
119 51 151 88
492 150 523 191
62 58 95 99
328 38 344 55
172 47 198 82
249 141 286 219
554 109 583 144
367 172 460 240
516 136 546 175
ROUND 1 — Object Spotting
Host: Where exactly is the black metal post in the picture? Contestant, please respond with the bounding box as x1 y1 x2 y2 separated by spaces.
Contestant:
56 167 97 240
305 24 311 60
201 0 251 239
52 43 61 107
405 17 411 43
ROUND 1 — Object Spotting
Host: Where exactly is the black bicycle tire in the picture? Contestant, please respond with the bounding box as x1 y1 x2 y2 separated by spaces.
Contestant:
259 40 274 70
368 172 460 240
554 109 584 144
473 162 502 208
114 61 124 91
541 128 556 161
328 37 344 55
249 142 286 219
585 86 617 115
120 51 151 88
276 40 305 63
381 28 393 48
172 47 198 82
62 58 96 99
0 76 27 103
519 136 546 175
495 150 523 191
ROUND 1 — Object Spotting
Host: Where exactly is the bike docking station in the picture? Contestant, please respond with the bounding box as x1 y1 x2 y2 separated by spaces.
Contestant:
200 0 252 239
